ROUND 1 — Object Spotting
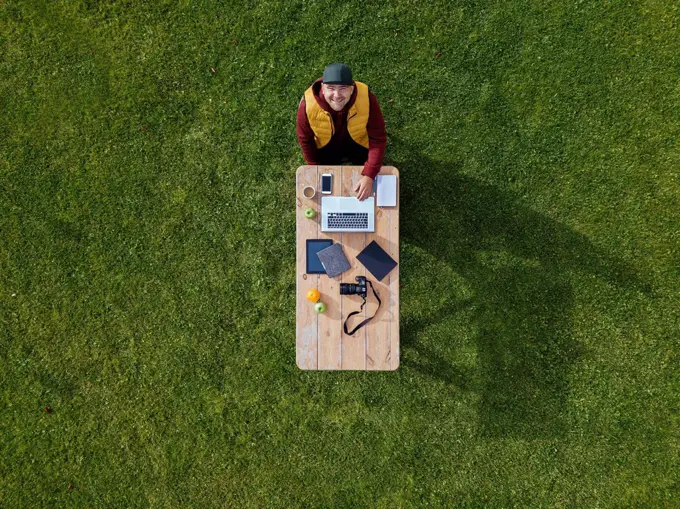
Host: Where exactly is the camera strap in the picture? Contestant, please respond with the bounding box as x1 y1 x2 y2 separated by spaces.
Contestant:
343 280 381 336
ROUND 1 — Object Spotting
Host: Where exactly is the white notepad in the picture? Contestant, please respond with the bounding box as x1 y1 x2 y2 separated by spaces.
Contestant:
376 175 397 207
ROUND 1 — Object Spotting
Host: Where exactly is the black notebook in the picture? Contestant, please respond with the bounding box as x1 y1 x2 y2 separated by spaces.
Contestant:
356 240 398 282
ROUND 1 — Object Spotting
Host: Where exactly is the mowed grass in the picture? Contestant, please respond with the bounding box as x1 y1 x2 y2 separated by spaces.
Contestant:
1 0 679 506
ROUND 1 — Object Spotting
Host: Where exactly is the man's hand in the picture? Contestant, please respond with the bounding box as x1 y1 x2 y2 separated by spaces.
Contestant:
354 175 373 201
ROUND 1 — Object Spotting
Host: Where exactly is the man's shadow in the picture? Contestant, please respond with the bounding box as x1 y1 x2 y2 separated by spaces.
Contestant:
386 135 651 439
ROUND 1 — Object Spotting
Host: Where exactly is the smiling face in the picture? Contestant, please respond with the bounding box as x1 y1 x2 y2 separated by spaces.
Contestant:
321 83 354 111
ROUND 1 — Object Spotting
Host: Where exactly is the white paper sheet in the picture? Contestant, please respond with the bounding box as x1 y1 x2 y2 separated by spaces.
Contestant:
376 175 397 207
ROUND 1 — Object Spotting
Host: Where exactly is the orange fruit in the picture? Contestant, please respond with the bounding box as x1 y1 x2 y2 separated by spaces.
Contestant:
306 289 321 303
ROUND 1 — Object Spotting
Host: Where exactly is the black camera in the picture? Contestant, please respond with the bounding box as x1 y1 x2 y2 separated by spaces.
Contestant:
340 275 367 298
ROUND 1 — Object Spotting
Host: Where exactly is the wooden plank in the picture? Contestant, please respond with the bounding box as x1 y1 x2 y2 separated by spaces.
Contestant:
386 167 400 370
366 166 394 370
296 165 319 370
339 166 367 370
316 165 342 369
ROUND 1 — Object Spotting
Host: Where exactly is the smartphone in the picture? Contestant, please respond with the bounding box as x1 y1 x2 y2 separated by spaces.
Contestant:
321 173 332 194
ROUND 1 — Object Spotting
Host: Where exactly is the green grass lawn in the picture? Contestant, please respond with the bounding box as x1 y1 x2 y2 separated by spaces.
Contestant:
1 0 679 506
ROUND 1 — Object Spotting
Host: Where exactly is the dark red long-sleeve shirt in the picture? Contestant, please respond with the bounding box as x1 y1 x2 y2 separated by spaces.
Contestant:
296 78 386 179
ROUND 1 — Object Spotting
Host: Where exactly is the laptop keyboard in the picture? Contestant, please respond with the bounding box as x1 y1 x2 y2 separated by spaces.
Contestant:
327 212 369 230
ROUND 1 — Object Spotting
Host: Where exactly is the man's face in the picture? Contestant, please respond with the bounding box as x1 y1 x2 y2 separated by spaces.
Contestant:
322 83 354 111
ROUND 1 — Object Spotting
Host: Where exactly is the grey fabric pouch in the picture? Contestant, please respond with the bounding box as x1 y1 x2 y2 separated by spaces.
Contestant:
316 243 351 278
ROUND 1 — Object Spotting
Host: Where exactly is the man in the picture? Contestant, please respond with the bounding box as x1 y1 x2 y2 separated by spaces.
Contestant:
297 63 387 201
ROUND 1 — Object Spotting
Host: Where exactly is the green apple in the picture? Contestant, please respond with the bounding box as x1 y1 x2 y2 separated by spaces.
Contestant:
304 208 316 219
314 301 327 314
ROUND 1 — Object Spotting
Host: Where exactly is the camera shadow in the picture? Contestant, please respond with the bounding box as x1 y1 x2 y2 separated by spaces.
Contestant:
386 134 651 439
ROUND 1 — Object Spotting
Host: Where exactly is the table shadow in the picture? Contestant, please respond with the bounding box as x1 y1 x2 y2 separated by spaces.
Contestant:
386 135 652 439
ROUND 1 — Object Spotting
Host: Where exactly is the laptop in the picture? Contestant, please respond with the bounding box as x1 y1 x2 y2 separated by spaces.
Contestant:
321 197 375 232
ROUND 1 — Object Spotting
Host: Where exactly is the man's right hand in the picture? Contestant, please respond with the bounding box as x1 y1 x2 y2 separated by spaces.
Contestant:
354 176 373 201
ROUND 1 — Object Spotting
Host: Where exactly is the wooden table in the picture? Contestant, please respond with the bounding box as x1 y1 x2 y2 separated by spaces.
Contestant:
296 165 399 371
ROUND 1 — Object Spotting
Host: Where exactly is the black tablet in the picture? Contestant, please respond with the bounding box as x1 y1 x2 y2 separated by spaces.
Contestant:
306 239 333 274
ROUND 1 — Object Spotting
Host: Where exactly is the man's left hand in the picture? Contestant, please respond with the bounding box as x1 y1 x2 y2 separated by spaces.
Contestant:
354 175 373 201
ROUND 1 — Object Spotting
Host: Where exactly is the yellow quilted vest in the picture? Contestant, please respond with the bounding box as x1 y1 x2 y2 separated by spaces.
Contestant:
304 81 370 150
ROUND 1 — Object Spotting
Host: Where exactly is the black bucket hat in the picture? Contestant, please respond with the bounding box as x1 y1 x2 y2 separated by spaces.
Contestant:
322 63 353 85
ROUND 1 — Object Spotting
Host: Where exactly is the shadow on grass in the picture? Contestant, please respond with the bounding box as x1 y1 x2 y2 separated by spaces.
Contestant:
387 135 650 439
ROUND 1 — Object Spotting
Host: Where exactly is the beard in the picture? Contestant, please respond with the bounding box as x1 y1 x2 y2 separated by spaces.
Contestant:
329 99 347 111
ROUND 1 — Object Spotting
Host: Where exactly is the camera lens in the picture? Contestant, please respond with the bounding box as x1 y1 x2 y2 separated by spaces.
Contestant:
340 283 357 295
